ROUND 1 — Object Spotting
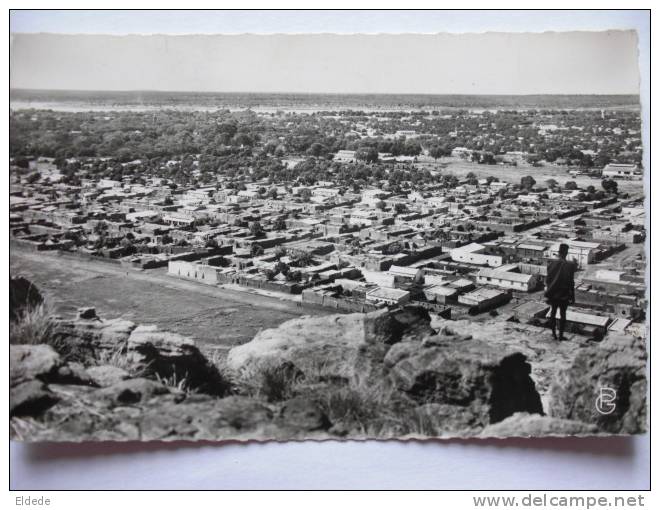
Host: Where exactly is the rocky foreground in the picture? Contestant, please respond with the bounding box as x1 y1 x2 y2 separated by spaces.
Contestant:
10 277 647 441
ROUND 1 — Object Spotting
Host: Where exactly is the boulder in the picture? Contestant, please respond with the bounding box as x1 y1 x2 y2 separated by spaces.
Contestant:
413 403 488 436
50 318 229 395
431 317 582 399
480 412 600 437
96 378 170 406
10 380 59 417
20 383 144 441
10 344 62 386
364 306 434 345
10 276 43 322
76 307 99 321
11 344 95 388
50 317 137 363
54 362 95 386
549 333 647 434
126 325 230 396
279 397 331 431
227 306 433 381
384 333 544 427
138 396 278 441
87 365 131 387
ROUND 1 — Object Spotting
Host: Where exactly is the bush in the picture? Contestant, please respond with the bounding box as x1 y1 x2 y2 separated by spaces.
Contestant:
237 361 303 402
9 304 54 346
314 375 438 436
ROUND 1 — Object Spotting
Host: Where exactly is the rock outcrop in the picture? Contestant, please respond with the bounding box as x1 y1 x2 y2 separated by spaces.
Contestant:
10 380 59 418
126 325 230 396
227 306 434 381
10 278 647 440
10 344 62 387
229 307 545 433
9 344 95 417
430 317 582 400
86 365 131 387
50 316 230 396
549 333 647 434
480 412 600 437
385 333 543 430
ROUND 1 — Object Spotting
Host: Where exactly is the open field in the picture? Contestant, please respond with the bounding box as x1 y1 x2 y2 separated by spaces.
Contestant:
10 248 328 352
420 157 646 194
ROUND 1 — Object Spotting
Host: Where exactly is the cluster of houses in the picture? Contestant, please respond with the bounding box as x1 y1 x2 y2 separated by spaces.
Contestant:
10 156 646 340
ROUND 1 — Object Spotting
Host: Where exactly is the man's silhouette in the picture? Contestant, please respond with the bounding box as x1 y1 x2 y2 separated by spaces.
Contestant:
545 243 577 341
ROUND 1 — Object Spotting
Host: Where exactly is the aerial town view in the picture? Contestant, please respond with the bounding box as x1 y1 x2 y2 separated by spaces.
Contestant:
9 32 647 442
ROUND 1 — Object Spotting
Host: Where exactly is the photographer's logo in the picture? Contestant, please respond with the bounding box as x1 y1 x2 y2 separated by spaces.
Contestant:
595 387 617 415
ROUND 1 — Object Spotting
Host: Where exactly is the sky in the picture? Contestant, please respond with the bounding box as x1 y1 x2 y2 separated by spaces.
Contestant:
9 12 642 95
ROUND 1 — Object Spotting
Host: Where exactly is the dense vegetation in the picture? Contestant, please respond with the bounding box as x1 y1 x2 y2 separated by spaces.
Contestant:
10 102 642 190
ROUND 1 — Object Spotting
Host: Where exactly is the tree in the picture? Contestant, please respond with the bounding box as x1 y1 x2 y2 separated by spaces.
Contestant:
355 147 378 164
481 152 496 165
274 260 290 275
520 175 536 190
307 142 326 157
205 238 219 249
393 203 408 214
249 221 264 238
428 145 449 160
465 172 478 185
273 217 287 231
292 251 314 267
544 178 558 189
286 270 302 282
251 243 264 257
299 188 312 202
384 242 403 255
602 178 618 194
93 221 108 235
564 180 578 190
120 237 134 250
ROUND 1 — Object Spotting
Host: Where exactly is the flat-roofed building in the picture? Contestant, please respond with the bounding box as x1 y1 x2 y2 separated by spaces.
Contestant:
365 286 411 306
388 265 423 284
423 284 459 304
477 267 540 292
450 242 503 267
163 213 195 227
545 307 611 337
458 288 509 311
549 240 598 266
602 163 642 180
334 150 356 163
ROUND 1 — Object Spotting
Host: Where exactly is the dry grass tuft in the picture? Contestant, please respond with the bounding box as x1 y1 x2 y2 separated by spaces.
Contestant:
10 304 55 346
235 360 303 402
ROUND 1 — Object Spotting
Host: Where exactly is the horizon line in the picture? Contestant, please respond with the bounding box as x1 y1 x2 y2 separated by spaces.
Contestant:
10 88 641 98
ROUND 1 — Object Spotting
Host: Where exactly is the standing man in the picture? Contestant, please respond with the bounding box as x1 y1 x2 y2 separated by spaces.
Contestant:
545 243 577 340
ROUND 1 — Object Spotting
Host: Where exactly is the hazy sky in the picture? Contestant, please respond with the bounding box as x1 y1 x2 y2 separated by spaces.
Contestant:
10 31 640 95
